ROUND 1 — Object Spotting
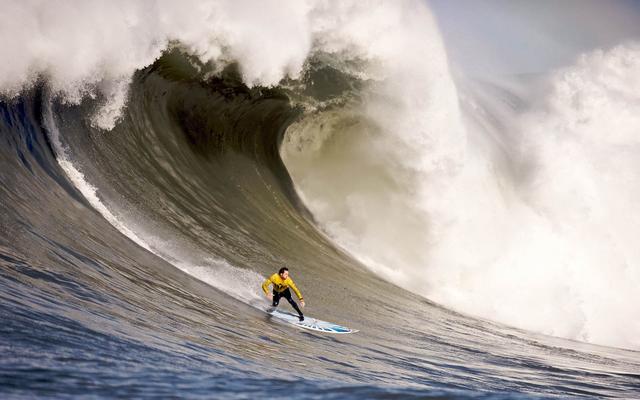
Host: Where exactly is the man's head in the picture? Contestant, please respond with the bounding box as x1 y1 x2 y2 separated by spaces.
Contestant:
278 267 289 280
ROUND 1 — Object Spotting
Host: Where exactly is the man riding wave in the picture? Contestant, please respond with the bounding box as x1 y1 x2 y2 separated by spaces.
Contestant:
262 267 305 321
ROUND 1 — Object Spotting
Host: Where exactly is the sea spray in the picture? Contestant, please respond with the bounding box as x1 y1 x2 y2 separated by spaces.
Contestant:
283 43 640 350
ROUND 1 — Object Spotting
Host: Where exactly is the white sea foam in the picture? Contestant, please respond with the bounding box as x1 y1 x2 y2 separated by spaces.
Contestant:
1 0 315 129
283 42 640 350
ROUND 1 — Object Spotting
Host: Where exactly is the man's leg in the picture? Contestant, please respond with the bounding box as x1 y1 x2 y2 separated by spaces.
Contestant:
283 289 304 321
272 290 282 307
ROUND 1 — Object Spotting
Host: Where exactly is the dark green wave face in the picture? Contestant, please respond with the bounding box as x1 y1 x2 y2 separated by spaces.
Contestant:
1 49 639 399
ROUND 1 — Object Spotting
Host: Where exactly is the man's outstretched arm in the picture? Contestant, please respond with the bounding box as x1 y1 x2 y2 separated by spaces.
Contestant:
289 280 305 307
261 278 272 299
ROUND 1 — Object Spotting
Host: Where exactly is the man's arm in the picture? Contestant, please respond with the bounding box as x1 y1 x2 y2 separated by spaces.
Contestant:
261 277 272 296
288 279 303 301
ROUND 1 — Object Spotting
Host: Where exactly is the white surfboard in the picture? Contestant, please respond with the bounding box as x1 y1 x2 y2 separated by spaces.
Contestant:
268 309 357 334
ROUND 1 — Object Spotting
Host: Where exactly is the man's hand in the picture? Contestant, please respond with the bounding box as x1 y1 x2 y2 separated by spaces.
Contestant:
300 300 305 308
267 293 273 301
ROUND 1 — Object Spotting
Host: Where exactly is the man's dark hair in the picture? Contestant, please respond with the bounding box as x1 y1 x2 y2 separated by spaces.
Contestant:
278 267 289 275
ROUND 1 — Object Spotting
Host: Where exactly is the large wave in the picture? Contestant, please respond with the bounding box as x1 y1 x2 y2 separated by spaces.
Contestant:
283 44 640 350
3 0 640 353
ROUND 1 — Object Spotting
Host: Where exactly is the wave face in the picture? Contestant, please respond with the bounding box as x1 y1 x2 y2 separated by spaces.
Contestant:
2 1 640 398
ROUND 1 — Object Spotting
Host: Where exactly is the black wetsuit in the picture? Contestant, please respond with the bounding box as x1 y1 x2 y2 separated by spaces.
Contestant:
273 288 304 320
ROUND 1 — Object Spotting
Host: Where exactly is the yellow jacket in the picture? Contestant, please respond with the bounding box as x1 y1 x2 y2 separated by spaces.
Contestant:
262 273 303 300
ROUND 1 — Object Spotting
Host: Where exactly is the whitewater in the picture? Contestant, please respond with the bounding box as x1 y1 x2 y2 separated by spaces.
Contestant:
1 1 639 398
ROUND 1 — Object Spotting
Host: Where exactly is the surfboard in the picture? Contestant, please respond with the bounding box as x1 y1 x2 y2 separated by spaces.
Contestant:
268 309 357 334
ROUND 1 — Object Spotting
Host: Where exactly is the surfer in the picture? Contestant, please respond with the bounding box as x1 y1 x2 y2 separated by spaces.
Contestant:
262 267 305 321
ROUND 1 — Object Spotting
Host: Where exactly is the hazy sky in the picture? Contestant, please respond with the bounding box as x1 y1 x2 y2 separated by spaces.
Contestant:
428 0 640 76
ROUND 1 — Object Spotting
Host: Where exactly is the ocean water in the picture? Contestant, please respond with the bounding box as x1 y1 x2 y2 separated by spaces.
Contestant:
1 1 640 398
